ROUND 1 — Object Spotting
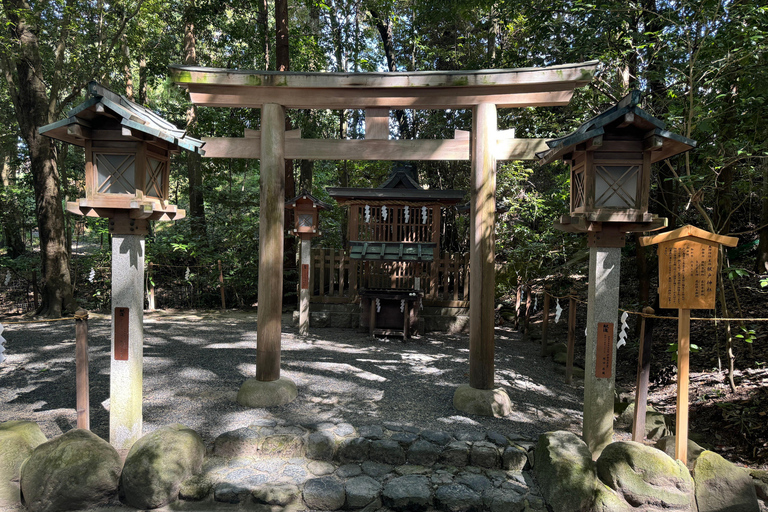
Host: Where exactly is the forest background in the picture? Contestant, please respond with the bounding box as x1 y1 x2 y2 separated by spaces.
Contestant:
0 0 767 320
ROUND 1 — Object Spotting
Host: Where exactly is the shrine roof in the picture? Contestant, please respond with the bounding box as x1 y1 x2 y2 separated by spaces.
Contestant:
39 82 205 154
169 61 598 109
537 91 696 165
285 190 332 210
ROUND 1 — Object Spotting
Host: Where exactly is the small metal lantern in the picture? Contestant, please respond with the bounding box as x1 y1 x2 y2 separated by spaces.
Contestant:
285 191 330 239
39 82 204 233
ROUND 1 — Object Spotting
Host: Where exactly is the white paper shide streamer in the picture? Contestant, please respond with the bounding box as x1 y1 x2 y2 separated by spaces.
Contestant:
554 299 562 323
4 270 10 286
533 295 538 312
0 322 6 364
617 311 629 349
382 205 388 221
185 267 191 281
89 268 96 283
404 205 410 222
364 205 371 223
376 298 381 313
400 299 405 313
422 206 428 224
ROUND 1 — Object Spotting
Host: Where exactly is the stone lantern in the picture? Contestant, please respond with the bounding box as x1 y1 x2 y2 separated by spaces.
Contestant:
537 90 696 458
285 191 330 335
39 82 204 450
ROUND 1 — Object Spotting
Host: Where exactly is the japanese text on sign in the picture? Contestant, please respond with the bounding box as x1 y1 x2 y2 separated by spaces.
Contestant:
595 322 614 379
659 239 717 310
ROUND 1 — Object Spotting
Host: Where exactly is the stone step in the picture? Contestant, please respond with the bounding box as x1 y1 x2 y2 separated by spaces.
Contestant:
179 422 546 511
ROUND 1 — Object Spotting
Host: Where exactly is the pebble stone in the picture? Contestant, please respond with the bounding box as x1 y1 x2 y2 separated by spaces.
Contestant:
337 463 363 478
345 475 382 508
303 477 346 510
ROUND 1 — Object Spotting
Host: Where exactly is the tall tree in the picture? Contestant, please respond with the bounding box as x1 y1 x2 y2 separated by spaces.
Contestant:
183 2 207 243
0 0 145 316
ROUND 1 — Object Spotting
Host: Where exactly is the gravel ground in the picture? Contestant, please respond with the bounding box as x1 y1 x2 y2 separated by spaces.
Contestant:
0 310 583 444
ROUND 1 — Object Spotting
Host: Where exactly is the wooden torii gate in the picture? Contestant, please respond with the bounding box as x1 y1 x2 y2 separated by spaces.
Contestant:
170 62 597 414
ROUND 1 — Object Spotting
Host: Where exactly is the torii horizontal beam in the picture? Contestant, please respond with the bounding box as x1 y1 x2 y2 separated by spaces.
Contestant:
200 129 548 161
170 61 598 110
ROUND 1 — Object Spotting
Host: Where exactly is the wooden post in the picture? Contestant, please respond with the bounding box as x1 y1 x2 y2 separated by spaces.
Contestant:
632 306 655 442
148 263 155 311
514 285 522 330
523 284 532 337
369 299 376 337
299 238 311 336
541 286 551 356
256 103 285 382
566 289 577 384
218 260 226 311
468 102 497 390
676 308 691 463
32 270 38 311
75 309 90 430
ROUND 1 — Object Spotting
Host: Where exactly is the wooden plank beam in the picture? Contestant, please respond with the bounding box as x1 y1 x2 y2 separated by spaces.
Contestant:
172 61 597 89
201 136 549 161
187 87 577 109
366 108 390 139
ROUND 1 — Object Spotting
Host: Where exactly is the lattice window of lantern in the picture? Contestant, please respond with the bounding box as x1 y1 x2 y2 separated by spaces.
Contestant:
594 165 639 209
95 153 136 194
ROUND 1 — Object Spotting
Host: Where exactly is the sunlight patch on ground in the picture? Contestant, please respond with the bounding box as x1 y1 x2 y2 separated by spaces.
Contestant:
437 415 482 427
300 361 387 382
205 340 258 349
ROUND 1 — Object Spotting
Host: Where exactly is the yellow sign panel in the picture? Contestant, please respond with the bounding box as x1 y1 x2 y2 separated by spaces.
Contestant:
658 239 718 310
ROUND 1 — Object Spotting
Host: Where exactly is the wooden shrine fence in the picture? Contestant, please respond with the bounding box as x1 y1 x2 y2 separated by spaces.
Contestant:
308 248 469 307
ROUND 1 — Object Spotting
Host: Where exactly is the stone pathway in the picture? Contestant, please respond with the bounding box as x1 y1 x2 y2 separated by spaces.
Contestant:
177 419 546 511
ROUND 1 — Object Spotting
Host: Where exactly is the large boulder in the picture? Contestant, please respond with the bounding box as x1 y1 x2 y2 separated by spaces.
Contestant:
654 436 706 469
20 429 121 512
595 441 696 511
0 420 47 506
119 424 205 509
692 450 759 512
534 431 600 512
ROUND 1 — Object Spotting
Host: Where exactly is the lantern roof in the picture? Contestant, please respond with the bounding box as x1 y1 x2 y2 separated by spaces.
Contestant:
285 190 332 210
327 163 465 205
536 91 696 165
39 82 205 155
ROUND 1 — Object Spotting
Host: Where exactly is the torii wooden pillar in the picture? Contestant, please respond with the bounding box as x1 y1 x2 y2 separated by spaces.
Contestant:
170 62 597 412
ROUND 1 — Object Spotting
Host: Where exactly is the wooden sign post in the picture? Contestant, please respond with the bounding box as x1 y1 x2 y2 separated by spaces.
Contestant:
639 225 737 462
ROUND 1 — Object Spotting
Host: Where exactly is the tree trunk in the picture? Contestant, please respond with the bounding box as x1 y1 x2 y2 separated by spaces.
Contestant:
756 160 768 273
0 155 25 258
275 0 289 72
258 0 270 68
138 54 147 104
370 9 410 139
183 13 207 243
1 0 75 316
122 34 133 101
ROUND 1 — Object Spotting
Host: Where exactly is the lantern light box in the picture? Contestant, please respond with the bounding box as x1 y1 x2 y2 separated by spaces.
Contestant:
538 91 697 234
285 190 331 238
39 82 205 231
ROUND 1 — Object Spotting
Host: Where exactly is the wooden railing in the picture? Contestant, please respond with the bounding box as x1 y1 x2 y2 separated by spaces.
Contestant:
308 248 469 306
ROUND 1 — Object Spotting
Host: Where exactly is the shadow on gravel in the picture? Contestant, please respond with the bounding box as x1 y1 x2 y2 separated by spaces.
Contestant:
0 312 583 443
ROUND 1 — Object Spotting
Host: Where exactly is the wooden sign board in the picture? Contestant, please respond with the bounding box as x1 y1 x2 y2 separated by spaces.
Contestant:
595 322 613 378
301 264 310 290
114 307 129 361
658 238 718 310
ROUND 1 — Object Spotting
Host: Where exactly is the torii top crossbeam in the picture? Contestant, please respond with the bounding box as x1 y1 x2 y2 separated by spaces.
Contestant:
169 61 598 110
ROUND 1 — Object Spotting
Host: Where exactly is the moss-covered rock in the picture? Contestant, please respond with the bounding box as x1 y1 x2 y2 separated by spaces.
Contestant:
639 410 671 441
119 424 205 509
534 431 598 512
749 469 768 503
596 441 695 511
0 420 47 506
591 484 632 512
653 436 705 470
693 450 759 512
20 429 121 512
